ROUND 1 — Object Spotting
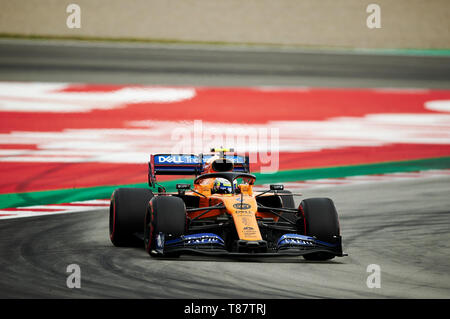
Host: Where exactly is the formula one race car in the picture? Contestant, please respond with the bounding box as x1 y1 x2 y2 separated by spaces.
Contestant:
109 148 346 261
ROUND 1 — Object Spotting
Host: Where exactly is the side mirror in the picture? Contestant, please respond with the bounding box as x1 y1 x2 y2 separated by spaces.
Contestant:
270 184 284 191
176 183 191 195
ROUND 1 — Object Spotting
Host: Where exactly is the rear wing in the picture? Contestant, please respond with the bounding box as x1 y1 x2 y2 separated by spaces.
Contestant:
148 153 250 187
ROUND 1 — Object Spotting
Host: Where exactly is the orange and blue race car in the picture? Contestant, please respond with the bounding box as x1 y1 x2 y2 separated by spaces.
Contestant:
109 148 346 261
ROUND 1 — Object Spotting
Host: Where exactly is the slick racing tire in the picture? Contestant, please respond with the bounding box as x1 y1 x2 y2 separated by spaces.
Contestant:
144 196 187 257
109 188 154 247
300 197 340 261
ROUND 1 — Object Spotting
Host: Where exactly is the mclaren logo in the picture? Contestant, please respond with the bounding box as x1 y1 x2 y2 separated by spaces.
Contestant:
233 203 251 210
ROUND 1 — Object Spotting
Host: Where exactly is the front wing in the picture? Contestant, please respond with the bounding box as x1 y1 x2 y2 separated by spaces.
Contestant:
153 233 346 258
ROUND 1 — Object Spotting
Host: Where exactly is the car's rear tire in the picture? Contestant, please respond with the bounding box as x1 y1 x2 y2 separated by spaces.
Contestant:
144 196 187 257
109 188 154 247
300 197 340 261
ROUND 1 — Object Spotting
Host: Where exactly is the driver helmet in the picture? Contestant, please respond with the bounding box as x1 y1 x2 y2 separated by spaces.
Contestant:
212 178 237 194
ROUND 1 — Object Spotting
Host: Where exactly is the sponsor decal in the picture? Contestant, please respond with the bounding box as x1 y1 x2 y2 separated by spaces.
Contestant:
242 228 259 237
154 154 246 165
234 210 253 215
185 237 220 245
202 155 246 164
234 210 254 218
283 238 314 246
233 203 251 210
277 234 316 247
166 233 225 246
155 155 199 164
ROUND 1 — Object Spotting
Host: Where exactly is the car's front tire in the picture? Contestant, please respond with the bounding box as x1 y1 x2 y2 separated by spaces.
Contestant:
300 197 340 261
144 196 187 257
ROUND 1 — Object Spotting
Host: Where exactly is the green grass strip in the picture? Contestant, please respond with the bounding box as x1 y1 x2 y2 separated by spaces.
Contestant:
352 48 450 57
0 156 449 209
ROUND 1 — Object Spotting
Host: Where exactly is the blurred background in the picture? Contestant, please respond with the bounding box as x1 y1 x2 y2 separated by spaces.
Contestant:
0 0 449 300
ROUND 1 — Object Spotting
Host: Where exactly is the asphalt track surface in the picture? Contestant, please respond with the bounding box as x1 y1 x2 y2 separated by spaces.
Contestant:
0 176 449 298
0 38 450 88
0 39 449 299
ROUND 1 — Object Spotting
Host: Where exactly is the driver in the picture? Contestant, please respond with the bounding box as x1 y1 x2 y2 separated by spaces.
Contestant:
212 178 237 194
